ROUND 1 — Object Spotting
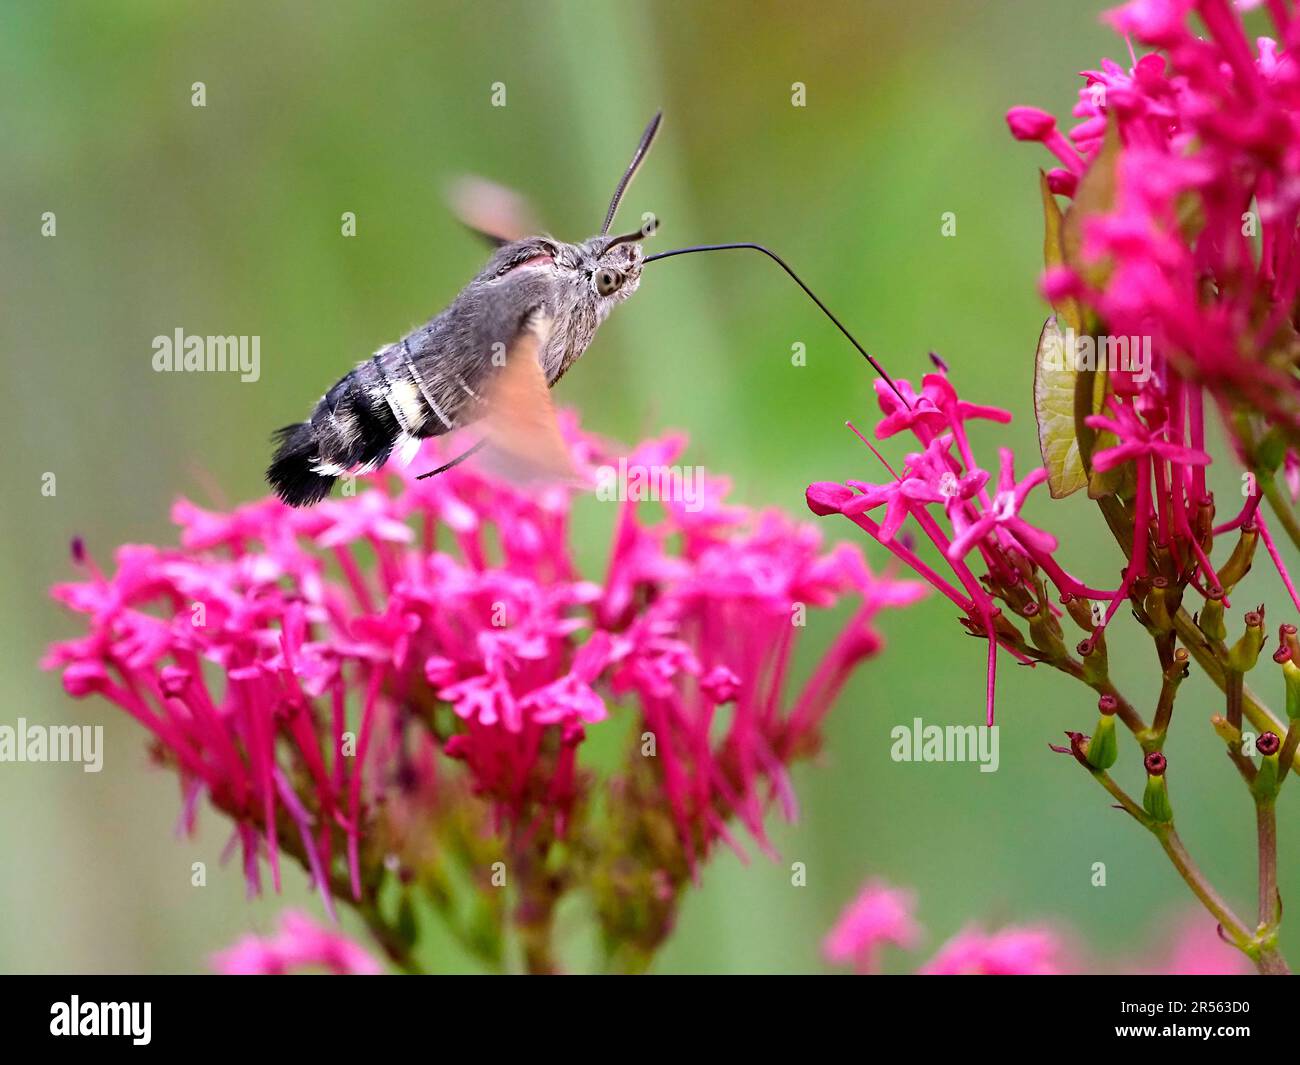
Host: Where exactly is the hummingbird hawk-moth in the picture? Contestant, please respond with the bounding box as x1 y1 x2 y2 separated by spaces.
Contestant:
267 112 901 506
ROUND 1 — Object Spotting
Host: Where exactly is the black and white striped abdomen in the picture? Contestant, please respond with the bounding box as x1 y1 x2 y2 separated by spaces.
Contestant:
266 336 481 507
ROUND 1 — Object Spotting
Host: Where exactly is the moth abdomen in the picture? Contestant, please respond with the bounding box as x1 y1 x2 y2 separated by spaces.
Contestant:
267 350 440 506
266 421 335 507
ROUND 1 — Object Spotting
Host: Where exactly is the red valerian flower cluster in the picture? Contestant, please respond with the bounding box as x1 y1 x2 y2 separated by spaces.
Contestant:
815 1 1300 730
44 415 922 967
1006 0 1300 616
809 371 1077 724
808 1 1300 975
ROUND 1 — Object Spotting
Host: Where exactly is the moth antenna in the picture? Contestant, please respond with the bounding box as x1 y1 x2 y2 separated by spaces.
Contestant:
643 242 909 406
602 223 657 255
601 111 662 236
416 438 489 480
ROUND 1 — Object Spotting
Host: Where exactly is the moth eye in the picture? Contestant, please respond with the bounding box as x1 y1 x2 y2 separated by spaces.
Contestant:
595 268 621 296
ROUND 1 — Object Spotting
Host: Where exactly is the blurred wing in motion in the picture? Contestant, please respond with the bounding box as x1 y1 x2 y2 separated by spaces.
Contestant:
475 322 578 484
448 175 543 247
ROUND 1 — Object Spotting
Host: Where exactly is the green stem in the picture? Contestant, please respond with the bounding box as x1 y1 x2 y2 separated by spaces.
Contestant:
509 827 563 975
1151 664 1180 743
1174 609 1300 772
1257 800 1279 931
1088 486 1290 973
1090 766 1150 824
1083 767 1276 969
1051 656 1150 741
1223 671 1258 783
358 899 421 975
1226 671 1243 733
1151 824 1252 951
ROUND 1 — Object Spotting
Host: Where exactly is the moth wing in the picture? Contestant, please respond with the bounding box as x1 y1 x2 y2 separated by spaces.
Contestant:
447 175 543 247
475 319 578 484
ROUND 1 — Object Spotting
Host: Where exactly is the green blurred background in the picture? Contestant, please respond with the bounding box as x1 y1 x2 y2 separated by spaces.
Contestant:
2 0 1292 973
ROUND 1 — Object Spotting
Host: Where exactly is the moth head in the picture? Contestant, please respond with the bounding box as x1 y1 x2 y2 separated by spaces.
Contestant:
576 109 660 308
581 233 645 304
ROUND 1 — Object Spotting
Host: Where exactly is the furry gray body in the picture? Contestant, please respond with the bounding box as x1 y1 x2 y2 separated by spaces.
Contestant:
267 234 643 505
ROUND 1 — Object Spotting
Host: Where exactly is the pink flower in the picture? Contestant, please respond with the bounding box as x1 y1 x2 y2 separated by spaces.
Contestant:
47 415 924 913
212 910 384 975
1086 408 1211 474
700 665 741 704
1140 913 1255 976
997 0 1300 628
945 449 1057 563
1005 106 1084 175
823 881 920 973
809 371 1073 724
1008 0 1300 554
920 924 1065 976
1005 105 1057 141
823 886 1242 976
875 375 1010 442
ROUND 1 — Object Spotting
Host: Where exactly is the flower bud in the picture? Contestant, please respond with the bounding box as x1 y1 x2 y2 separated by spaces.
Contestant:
1256 731 1281 800
1210 713 1240 749
990 609 1025 653
701 665 741 704
1024 600 1068 659
1217 526 1258 593
1194 494 1216 549
1006 106 1057 141
1279 650 1300 721
1165 647 1190 683
806 482 855 516
1077 633 1109 685
1143 577 1177 634
1226 608 1265 673
1197 590 1226 644
1061 593 1096 632
1046 168 1077 197
1061 730 1090 767
1086 704 1118 770
159 665 192 698
1281 623 1300 663
1143 751 1173 823
1041 266 1080 303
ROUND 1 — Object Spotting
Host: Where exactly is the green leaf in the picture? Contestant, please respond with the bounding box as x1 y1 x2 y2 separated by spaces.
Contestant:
1033 316 1089 498
1038 170 1081 334
1037 119 1123 499
1062 115 1121 293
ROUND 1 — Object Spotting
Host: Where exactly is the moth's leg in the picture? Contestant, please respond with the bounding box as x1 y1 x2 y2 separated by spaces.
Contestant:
416 438 488 480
